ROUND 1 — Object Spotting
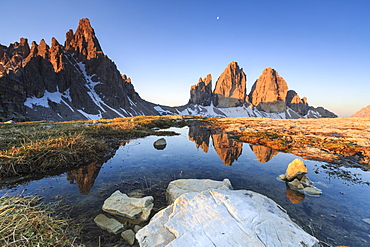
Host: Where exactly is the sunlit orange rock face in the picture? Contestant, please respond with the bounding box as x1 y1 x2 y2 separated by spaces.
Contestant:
211 132 243 166
285 186 305 204
65 18 103 60
249 67 288 113
66 161 102 195
212 61 247 107
249 145 278 163
285 158 307 181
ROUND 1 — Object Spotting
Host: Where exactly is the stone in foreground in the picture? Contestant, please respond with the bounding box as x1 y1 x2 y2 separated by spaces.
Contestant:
136 189 319 247
94 214 124 234
102 190 153 221
166 178 233 203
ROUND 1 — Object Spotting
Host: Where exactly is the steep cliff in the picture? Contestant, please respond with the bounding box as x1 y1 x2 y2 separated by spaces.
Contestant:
188 74 212 106
249 67 288 113
212 62 247 108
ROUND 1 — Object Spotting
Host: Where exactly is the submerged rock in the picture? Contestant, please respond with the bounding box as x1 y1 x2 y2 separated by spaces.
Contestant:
302 186 322 196
94 214 124 234
166 178 233 203
102 190 153 222
153 138 167 150
136 189 319 247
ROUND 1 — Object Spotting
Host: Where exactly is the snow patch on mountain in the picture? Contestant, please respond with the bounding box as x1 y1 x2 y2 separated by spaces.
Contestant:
24 87 72 109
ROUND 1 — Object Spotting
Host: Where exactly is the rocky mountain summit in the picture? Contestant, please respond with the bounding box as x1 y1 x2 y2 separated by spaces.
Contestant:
0 19 336 121
352 105 370 117
0 18 158 121
166 62 337 119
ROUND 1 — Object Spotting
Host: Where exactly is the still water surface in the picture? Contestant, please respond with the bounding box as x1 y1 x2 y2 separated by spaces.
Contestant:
1 126 370 246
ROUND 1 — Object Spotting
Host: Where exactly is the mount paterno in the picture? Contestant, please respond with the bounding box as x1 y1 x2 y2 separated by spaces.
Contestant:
0 18 336 121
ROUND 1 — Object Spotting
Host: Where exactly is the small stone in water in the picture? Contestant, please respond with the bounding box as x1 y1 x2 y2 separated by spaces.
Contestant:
121 229 135 245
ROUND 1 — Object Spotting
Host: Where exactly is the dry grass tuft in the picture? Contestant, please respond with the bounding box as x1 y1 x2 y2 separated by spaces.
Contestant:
0 195 82 246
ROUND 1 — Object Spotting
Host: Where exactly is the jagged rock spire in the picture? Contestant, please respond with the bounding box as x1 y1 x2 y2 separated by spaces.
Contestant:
65 18 103 59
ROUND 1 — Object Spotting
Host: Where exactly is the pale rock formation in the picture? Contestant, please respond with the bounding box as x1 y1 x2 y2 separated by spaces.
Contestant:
102 190 153 222
137 189 319 247
249 67 288 113
166 178 232 203
212 61 247 107
94 213 124 234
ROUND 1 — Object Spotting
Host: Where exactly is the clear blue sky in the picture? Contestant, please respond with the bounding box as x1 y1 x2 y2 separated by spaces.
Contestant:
1 0 369 117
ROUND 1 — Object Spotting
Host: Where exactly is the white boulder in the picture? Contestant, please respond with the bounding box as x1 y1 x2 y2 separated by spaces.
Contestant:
137 189 319 247
166 178 232 203
102 190 153 222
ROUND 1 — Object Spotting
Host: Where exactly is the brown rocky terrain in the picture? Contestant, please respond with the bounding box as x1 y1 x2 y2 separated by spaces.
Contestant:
210 117 370 169
352 105 370 117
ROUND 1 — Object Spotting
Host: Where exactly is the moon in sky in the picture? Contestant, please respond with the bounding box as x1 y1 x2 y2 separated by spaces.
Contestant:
216 17 220 20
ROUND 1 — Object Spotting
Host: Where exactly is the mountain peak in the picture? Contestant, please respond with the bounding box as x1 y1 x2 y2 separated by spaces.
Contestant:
65 18 103 59
212 61 247 107
249 67 288 113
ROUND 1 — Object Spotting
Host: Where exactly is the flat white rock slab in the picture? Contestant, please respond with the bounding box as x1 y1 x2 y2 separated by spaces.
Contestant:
137 189 319 247
166 178 232 203
103 190 153 221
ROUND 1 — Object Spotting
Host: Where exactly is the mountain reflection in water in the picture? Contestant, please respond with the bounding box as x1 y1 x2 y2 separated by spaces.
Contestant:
66 162 102 195
64 126 282 195
188 125 278 166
